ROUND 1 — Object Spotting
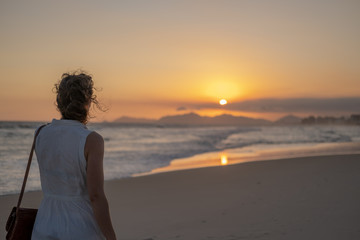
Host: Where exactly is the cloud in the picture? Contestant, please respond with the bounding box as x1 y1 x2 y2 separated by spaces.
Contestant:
185 98 360 114
227 98 360 113
176 106 187 111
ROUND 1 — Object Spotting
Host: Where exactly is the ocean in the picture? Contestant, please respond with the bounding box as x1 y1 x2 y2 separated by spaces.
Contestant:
1 121 359 196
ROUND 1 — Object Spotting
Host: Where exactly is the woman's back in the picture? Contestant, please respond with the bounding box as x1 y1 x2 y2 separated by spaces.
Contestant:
32 119 105 239
35 119 90 197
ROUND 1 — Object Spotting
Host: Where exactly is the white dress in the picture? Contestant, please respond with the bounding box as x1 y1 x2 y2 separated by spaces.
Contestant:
32 119 105 240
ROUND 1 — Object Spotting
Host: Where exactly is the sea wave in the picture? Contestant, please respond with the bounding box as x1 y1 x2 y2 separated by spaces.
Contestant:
0 123 359 195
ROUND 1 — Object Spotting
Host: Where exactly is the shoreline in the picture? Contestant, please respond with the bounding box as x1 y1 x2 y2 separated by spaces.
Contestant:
135 141 360 176
1 153 360 239
1 141 359 197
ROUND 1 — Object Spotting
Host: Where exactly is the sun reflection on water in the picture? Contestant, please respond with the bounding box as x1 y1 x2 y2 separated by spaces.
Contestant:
220 154 228 165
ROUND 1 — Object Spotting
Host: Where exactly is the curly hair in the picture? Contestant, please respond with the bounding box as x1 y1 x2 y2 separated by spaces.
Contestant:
55 71 100 124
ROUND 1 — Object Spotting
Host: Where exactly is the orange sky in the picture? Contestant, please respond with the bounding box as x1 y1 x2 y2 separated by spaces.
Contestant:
1 1 359 122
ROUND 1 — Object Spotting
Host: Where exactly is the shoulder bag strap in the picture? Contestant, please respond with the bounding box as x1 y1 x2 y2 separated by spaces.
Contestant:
16 124 47 213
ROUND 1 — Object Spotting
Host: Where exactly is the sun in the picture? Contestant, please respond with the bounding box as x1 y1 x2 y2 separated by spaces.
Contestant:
219 99 227 105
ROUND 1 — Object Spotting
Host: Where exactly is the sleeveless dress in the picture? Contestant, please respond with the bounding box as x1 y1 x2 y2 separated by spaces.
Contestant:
31 119 105 240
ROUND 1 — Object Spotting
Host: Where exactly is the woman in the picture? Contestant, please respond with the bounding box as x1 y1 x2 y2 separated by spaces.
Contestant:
32 72 117 240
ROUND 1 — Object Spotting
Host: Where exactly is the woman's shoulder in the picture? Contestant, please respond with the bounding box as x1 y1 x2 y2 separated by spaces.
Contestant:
85 131 104 149
84 131 104 158
86 131 104 142
34 123 50 135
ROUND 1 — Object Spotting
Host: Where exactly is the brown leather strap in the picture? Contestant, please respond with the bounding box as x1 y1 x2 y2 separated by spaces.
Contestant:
16 124 47 214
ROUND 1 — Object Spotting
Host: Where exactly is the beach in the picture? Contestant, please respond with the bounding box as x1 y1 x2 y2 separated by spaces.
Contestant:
1 154 360 240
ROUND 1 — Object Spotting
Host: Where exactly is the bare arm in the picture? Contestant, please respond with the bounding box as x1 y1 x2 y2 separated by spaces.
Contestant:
85 131 116 240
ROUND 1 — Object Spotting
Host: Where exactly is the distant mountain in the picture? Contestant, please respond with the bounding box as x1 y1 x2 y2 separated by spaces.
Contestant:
113 116 156 124
157 112 272 126
211 114 271 126
158 112 206 125
274 115 302 125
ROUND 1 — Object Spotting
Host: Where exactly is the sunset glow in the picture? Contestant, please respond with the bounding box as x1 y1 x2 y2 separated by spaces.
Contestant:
205 80 240 100
1 1 359 122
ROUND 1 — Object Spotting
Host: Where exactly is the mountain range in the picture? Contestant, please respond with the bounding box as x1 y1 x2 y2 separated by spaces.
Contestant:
114 113 302 126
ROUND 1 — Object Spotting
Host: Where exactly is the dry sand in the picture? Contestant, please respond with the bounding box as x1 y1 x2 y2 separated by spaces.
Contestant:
1 154 360 240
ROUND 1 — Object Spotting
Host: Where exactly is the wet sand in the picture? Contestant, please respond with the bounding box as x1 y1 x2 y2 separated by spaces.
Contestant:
1 154 360 240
